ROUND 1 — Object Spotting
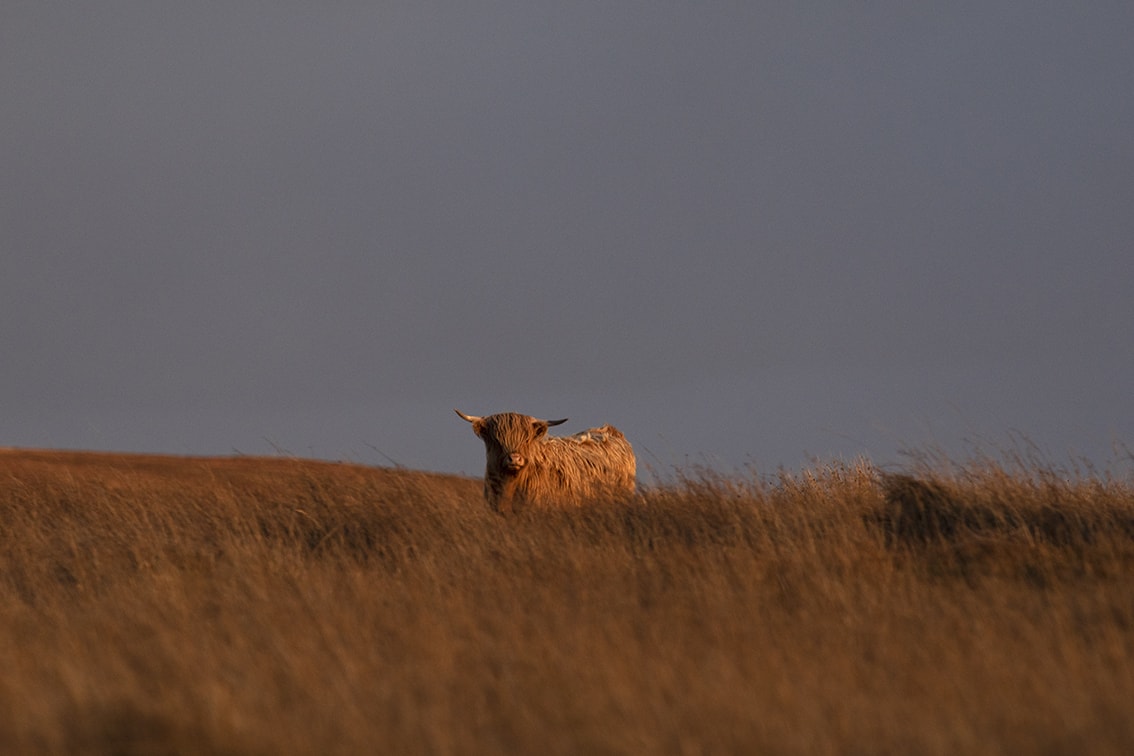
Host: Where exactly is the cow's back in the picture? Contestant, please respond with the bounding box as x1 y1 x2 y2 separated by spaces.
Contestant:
519 424 636 505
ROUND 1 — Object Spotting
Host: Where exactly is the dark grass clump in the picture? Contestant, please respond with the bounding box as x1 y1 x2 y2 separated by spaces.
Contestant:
869 468 1134 587
875 471 1134 548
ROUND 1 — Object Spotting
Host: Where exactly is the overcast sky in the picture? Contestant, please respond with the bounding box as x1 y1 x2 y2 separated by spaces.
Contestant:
3 3 1132 478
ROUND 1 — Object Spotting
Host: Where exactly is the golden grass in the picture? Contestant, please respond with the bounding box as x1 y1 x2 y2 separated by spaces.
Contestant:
1 448 1132 754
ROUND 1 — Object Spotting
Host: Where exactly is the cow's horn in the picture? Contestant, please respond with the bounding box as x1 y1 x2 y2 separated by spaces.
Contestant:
455 409 482 423
545 418 568 427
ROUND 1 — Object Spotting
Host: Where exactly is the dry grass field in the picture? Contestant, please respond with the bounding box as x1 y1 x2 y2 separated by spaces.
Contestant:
1 447 1132 754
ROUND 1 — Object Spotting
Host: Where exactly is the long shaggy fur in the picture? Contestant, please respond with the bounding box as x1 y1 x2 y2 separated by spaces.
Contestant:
458 411 636 512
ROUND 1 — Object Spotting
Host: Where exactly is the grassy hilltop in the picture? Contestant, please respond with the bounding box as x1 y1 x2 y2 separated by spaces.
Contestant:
1 448 1132 754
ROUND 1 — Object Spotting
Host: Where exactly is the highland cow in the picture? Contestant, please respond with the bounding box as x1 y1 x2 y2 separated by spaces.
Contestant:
455 410 636 512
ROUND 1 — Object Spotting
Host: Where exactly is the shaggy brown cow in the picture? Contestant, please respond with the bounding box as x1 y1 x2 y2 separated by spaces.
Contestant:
455 410 636 512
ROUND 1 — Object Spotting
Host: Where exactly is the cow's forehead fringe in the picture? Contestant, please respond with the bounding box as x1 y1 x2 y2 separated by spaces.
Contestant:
483 413 541 436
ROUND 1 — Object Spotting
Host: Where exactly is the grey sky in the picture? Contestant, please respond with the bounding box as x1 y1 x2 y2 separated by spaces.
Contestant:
3 4 1132 477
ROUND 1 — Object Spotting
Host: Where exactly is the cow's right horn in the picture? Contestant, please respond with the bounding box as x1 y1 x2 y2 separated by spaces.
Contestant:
455 409 481 423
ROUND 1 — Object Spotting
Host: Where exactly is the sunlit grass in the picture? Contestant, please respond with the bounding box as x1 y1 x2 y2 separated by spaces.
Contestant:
1 448 1131 754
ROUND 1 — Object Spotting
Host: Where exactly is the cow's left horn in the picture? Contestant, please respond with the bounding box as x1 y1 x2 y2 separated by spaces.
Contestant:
455 409 482 423
545 418 568 427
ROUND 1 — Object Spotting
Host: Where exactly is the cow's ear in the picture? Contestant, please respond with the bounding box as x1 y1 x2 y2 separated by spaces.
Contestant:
471 420 486 438
532 420 549 438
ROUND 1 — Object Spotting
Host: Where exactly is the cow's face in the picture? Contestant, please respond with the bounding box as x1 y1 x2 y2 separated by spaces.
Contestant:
457 411 567 475
471 413 549 474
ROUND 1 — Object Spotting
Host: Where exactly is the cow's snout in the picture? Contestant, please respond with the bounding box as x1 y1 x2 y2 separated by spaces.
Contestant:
504 453 526 472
